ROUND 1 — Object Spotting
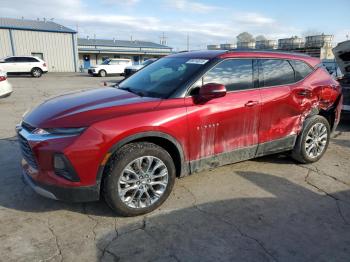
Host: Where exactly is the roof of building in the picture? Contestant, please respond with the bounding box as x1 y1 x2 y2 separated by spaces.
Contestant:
0 17 76 33
78 38 172 50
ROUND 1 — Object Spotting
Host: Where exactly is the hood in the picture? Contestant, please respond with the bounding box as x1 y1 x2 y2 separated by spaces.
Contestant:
24 87 161 128
333 40 350 78
125 64 144 70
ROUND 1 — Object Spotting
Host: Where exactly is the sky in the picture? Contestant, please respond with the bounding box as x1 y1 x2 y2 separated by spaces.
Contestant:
0 0 349 50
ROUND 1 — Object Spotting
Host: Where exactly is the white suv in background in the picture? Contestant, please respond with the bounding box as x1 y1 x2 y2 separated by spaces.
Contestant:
0 69 13 98
88 58 132 77
0 56 48 77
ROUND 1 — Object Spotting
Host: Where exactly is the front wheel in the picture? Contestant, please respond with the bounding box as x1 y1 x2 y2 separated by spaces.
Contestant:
291 115 330 163
103 142 176 216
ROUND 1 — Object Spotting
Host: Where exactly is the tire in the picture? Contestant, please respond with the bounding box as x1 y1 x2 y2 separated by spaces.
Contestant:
103 142 176 216
31 68 42 78
291 115 330 163
99 70 107 77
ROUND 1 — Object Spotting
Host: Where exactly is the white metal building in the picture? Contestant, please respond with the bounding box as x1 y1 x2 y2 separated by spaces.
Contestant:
0 17 78 72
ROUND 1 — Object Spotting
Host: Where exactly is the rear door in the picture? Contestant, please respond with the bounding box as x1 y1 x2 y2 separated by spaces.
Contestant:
256 58 303 156
15 57 32 72
185 58 261 171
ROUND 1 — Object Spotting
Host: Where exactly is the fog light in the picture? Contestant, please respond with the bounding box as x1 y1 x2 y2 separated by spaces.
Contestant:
53 154 80 182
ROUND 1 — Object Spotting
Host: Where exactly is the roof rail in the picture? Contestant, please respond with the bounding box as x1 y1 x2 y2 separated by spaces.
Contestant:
226 49 311 57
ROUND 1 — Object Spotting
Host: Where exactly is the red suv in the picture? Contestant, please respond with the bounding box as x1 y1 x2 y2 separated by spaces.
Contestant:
17 50 342 216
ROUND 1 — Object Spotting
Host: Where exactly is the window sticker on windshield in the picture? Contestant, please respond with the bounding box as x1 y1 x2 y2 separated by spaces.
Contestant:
186 59 209 65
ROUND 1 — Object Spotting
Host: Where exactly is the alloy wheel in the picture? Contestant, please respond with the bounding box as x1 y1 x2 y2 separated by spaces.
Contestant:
118 156 169 209
304 122 328 158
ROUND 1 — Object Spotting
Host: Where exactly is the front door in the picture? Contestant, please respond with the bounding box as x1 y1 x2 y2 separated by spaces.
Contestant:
2 57 17 72
83 55 90 69
185 58 261 172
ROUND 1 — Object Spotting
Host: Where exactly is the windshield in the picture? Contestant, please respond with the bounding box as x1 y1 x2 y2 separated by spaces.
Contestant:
118 57 208 98
101 60 110 65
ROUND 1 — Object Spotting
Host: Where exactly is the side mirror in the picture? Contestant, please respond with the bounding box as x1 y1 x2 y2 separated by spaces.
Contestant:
197 83 226 102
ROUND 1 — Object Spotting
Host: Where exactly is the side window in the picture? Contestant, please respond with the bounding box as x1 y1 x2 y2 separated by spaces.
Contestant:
203 59 253 91
27 57 39 62
15 57 29 63
5 57 17 63
259 59 295 87
290 60 313 81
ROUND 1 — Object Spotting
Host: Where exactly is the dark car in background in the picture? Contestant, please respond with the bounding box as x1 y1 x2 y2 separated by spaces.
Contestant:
124 58 157 77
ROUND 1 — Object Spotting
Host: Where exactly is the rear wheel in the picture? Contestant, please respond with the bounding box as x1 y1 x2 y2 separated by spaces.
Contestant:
99 70 107 77
103 142 176 216
291 115 330 163
31 68 42 78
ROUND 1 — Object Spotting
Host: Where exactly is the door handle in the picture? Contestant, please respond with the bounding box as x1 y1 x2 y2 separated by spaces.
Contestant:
245 100 259 107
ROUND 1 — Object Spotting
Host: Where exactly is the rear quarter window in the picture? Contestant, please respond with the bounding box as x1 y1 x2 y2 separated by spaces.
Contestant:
290 60 314 81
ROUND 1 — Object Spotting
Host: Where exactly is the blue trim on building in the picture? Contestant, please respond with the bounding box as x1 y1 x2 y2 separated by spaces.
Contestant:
8 29 15 56
78 48 172 54
0 26 76 34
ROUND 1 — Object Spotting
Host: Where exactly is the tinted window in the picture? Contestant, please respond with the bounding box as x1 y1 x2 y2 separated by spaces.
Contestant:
4 57 17 62
203 59 253 91
290 60 313 81
27 57 39 62
15 57 28 62
14 57 38 62
259 59 295 87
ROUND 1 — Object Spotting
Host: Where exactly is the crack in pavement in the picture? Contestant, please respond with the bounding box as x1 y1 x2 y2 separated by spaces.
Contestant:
140 218 181 262
310 164 350 188
82 203 98 241
99 217 119 262
303 168 350 226
180 185 278 262
46 217 63 262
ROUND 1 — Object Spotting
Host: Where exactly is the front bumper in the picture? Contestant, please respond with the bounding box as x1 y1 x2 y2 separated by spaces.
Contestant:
17 123 104 202
88 69 98 75
22 166 99 202
0 81 13 98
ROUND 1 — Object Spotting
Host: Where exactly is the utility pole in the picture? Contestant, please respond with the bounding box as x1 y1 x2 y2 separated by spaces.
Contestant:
187 33 190 51
160 32 168 45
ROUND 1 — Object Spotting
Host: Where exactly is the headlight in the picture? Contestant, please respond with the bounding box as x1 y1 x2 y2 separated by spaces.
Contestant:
32 128 50 135
32 127 86 135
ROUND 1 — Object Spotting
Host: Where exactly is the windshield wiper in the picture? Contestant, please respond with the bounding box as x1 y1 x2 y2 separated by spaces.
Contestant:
119 87 146 97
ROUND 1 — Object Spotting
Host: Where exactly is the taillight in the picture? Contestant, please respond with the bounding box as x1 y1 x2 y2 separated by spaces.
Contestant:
0 76 6 82
43 63 47 67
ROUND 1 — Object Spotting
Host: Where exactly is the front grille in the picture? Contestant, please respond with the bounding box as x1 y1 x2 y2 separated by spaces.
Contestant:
18 134 38 169
88 69 94 74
